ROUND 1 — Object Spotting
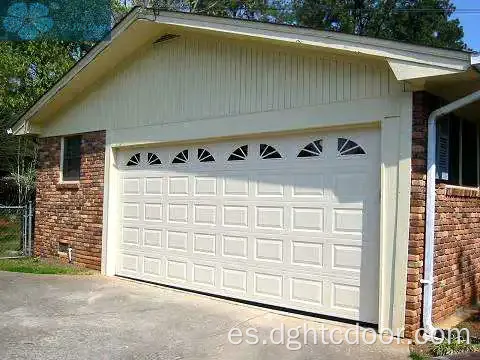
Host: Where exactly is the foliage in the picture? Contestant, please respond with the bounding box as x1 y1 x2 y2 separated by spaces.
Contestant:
0 257 96 274
141 0 467 49
431 339 480 356
0 0 468 204
0 40 77 204
0 0 129 204
409 351 430 360
181 0 269 19
3 141 37 205
124 0 467 49
291 0 465 50
0 41 76 124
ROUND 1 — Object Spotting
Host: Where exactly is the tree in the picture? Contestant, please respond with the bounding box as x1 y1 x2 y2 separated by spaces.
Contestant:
0 40 78 204
292 0 465 50
0 0 468 204
112 0 467 49
0 0 129 204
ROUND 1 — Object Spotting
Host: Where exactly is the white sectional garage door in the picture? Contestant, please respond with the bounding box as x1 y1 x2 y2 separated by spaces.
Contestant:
116 129 380 323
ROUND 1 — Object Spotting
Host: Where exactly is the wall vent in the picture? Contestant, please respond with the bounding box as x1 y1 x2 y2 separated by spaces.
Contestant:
58 242 69 254
153 34 180 44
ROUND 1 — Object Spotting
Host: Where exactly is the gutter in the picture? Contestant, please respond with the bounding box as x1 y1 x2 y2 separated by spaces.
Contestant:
423 89 480 337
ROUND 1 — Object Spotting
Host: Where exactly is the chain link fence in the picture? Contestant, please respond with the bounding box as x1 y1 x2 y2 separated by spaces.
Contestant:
0 203 33 258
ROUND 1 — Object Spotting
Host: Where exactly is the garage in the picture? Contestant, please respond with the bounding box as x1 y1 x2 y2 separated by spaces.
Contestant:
116 129 380 324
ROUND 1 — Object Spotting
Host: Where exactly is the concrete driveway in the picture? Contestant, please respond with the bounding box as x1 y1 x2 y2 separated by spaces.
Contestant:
0 272 409 359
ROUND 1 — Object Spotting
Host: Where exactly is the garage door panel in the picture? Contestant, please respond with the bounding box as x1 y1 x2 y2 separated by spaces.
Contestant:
115 254 369 320
291 240 324 268
122 177 142 195
291 173 326 199
331 282 360 312
166 230 189 252
143 228 163 248
119 229 368 280
167 203 189 224
332 208 364 235
116 251 362 282
222 234 249 259
193 233 217 255
331 245 362 272
192 263 217 287
193 204 217 226
255 206 285 230
116 130 380 323
221 267 248 293
289 277 324 306
194 176 218 196
122 202 141 221
222 205 249 228
165 258 188 282
144 203 163 222
291 207 325 232
223 177 249 196
255 176 285 197
253 272 283 299
254 238 284 263
118 253 140 274
144 177 164 195
168 176 189 196
122 226 140 246
143 256 163 277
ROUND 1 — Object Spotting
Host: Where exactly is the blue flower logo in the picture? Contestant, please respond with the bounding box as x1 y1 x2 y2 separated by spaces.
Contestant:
3 2 53 40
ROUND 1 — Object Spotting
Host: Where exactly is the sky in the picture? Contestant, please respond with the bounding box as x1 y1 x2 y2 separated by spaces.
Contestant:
452 0 480 51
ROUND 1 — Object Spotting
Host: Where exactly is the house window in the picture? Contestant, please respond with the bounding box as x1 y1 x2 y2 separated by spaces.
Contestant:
62 135 81 181
436 117 479 187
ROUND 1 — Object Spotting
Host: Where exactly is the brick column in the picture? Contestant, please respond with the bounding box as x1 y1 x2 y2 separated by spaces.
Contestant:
405 91 432 338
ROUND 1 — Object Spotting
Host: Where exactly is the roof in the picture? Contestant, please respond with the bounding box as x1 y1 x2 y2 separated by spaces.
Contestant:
11 7 478 135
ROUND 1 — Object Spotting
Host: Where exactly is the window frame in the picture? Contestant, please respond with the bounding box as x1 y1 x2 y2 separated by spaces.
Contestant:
436 117 480 189
60 135 82 183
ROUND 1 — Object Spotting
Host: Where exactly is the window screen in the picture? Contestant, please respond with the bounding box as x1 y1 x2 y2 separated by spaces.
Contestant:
462 120 478 186
62 136 81 181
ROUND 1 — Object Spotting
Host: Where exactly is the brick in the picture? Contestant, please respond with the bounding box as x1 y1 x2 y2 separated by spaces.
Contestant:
405 92 480 339
34 131 105 271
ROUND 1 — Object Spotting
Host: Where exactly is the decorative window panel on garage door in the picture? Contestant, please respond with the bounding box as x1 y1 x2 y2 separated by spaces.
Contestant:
116 129 380 323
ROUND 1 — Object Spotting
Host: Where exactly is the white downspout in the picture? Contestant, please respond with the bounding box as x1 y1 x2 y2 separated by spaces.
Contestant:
423 90 480 336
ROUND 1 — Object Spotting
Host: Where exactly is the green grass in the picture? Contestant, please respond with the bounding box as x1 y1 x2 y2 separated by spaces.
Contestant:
0 258 95 275
409 351 431 360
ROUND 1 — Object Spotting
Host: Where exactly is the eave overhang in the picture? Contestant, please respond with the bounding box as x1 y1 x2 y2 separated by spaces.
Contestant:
12 8 474 135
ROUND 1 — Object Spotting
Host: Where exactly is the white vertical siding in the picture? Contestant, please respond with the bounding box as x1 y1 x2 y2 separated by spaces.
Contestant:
43 35 404 136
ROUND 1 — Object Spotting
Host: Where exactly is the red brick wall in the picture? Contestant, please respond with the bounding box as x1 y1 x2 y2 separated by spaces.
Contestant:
34 131 105 270
433 185 480 322
406 92 480 337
